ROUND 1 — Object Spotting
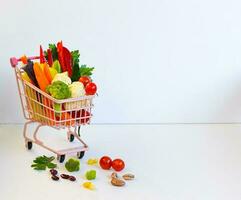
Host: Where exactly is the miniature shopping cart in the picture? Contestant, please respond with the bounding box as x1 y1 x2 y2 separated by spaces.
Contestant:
10 56 95 163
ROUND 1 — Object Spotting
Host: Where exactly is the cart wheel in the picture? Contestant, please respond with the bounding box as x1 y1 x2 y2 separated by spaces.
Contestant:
77 151 85 159
78 126 81 137
57 155 65 163
25 141 32 150
68 134 74 142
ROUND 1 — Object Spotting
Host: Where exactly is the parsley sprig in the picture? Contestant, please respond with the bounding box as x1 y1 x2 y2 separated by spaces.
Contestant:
31 155 57 170
79 64 94 77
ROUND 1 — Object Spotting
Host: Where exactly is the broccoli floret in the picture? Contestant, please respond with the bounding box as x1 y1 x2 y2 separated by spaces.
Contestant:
65 158 80 172
46 81 71 99
85 170 96 180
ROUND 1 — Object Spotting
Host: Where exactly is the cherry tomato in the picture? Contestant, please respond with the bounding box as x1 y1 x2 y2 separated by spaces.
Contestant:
99 156 112 170
79 76 91 87
85 82 97 95
112 159 125 172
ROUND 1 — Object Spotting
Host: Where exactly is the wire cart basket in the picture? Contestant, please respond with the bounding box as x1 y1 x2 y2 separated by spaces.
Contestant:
10 56 95 163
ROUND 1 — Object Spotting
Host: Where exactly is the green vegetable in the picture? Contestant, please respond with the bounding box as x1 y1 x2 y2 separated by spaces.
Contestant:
71 50 80 81
71 62 80 81
65 158 80 172
46 81 71 100
71 50 80 64
52 60 62 73
79 65 94 77
85 170 96 180
31 155 57 170
53 103 61 116
44 44 58 61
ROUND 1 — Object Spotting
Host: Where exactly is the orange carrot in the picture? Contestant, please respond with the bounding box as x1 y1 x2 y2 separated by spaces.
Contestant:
43 63 53 83
60 112 74 126
21 55 28 64
33 62 50 92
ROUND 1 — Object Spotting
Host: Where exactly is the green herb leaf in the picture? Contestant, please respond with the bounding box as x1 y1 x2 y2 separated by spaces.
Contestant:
47 162 57 169
79 65 94 77
71 50 80 65
31 155 57 170
71 50 81 81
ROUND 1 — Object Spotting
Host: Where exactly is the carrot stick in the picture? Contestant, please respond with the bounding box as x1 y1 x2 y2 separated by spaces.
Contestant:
43 63 53 83
33 62 50 92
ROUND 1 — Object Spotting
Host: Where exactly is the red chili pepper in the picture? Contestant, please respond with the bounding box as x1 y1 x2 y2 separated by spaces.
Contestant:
47 49 53 67
57 41 67 72
62 47 72 77
40 45 45 63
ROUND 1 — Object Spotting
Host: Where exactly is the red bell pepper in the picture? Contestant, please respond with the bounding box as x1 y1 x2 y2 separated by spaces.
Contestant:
47 49 53 67
40 45 45 63
62 47 72 77
57 41 67 72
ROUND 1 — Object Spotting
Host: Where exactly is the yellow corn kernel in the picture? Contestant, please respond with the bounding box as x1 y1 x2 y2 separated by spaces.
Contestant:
87 158 98 165
82 182 95 190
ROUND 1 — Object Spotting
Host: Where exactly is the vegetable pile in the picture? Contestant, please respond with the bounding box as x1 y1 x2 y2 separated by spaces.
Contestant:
20 41 97 125
31 155 134 190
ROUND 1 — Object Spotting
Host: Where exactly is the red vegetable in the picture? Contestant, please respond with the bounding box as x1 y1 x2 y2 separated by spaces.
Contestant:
112 159 125 172
62 47 72 77
85 82 97 95
47 49 53 67
99 156 112 170
57 41 66 72
79 76 91 87
40 45 45 63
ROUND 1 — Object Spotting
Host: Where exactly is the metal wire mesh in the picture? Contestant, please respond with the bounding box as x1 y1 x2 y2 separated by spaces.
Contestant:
15 67 94 128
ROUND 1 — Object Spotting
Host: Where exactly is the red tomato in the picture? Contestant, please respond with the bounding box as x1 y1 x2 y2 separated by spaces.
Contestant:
99 156 112 170
85 82 97 95
79 76 91 87
112 159 125 172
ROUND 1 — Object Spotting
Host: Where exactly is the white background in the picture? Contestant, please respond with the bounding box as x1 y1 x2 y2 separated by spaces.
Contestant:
1 0 241 124
1 124 241 200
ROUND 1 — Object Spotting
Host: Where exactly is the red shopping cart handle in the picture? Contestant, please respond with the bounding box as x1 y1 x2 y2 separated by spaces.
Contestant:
10 56 40 68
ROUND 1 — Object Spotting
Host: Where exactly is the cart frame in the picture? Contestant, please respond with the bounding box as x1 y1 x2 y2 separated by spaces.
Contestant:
10 56 95 162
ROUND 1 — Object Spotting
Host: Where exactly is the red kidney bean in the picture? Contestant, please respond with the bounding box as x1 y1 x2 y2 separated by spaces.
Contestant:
50 169 58 176
60 174 70 179
51 175 59 181
68 176 76 181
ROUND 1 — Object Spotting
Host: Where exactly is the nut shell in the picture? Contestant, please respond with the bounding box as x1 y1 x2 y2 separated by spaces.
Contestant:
122 173 135 180
111 172 118 179
111 177 125 187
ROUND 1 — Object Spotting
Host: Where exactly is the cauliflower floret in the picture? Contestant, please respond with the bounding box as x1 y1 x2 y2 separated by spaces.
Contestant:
68 82 85 98
52 72 71 85
65 82 86 110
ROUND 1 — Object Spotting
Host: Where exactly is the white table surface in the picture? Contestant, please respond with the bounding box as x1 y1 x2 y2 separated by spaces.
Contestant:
1 124 241 200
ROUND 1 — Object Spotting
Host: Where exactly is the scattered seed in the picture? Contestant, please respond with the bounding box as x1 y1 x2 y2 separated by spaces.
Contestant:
111 172 118 179
50 169 58 176
69 176 76 181
111 177 125 187
122 173 135 180
60 174 70 179
51 175 59 181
